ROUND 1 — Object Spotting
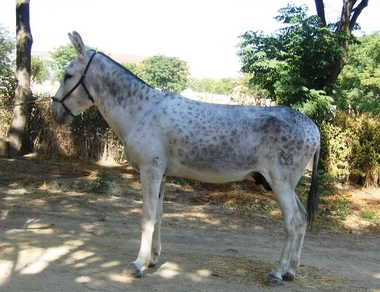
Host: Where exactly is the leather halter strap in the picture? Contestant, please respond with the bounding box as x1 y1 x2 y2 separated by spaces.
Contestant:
51 51 97 117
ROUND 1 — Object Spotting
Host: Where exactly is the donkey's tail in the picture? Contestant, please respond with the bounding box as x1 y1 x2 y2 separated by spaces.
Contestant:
307 145 320 226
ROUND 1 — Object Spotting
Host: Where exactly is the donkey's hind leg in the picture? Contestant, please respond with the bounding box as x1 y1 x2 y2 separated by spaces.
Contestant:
282 193 307 281
268 184 307 285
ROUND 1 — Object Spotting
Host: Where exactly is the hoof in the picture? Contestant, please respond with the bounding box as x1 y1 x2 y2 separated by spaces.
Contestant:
122 262 143 278
148 258 158 268
267 276 284 286
267 272 283 286
282 271 295 281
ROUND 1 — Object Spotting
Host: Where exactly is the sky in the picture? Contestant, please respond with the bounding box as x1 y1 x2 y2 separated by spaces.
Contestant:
0 0 379 78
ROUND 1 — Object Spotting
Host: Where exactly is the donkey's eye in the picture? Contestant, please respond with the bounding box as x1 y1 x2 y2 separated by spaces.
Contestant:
64 74 73 82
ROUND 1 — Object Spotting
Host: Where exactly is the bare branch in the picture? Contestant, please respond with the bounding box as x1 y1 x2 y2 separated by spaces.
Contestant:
314 0 327 26
350 0 369 31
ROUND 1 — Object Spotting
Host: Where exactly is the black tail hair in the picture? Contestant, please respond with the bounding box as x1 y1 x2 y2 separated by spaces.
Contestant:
307 146 320 226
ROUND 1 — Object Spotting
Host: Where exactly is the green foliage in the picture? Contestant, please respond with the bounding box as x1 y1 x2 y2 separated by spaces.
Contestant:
91 174 110 193
238 4 346 121
335 33 380 114
296 170 354 219
319 112 380 187
361 211 376 220
51 44 77 81
296 170 338 201
292 89 335 124
0 25 16 114
0 75 16 106
0 26 15 136
348 114 380 187
319 119 352 181
320 197 353 218
0 25 15 78
122 62 141 75
123 55 190 93
139 55 189 92
31 56 50 84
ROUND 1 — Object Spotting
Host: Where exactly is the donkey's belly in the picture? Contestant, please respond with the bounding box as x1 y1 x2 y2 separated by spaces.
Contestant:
166 165 253 183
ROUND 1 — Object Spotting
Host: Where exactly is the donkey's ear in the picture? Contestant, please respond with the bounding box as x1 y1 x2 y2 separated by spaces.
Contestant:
68 31 86 59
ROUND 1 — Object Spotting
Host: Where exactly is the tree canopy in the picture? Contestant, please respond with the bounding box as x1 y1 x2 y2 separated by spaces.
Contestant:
335 33 380 114
50 44 78 81
138 55 190 92
0 25 15 79
31 56 49 84
238 4 343 122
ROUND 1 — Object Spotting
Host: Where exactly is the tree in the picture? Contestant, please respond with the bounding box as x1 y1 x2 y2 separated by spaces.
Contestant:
335 33 380 114
31 56 49 84
51 44 100 81
8 0 33 157
0 25 16 106
314 0 368 84
0 25 15 78
238 2 370 122
122 62 141 75
139 55 189 92
51 44 77 81
238 4 338 122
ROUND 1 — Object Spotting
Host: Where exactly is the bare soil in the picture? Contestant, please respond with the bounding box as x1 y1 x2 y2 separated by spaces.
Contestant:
0 156 379 291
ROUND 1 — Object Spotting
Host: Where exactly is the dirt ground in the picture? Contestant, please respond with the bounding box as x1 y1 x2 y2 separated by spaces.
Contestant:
0 156 379 291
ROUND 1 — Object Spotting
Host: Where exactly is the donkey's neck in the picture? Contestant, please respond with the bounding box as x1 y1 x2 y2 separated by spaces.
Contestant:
88 53 157 138
91 54 154 104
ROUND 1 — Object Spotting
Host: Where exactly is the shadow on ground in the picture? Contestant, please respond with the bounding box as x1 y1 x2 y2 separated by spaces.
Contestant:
0 156 379 291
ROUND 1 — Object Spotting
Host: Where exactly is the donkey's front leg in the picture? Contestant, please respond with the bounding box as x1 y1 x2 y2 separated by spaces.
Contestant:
123 165 164 278
149 177 166 268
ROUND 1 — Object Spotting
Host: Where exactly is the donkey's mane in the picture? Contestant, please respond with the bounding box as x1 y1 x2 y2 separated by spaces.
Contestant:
94 51 154 89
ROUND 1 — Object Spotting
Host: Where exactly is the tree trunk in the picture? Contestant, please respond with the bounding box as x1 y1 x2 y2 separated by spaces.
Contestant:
8 0 33 157
314 0 368 85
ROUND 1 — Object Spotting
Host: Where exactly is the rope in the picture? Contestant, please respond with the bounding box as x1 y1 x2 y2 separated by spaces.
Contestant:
0 95 52 110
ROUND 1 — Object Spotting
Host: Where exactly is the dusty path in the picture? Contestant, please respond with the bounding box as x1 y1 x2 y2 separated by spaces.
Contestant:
0 157 379 291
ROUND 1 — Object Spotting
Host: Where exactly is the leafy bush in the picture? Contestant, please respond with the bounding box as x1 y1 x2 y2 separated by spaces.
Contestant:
0 76 16 137
320 111 380 187
319 118 352 181
296 170 338 202
294 89 335 124
347 114 380 187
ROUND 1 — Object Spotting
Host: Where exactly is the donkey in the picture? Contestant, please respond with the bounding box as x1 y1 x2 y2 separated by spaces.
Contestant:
52 31 320 285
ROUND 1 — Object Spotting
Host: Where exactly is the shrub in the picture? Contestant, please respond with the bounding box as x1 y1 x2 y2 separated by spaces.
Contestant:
320 111 380 187
347 114 380 187
28 96 124 161
296 170 338 202
319 118 352 182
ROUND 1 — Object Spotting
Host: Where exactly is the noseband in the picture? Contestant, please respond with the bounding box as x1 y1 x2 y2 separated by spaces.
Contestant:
51 51 97 117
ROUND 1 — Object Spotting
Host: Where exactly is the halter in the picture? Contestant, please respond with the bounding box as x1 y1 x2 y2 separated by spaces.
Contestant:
51 51 97 117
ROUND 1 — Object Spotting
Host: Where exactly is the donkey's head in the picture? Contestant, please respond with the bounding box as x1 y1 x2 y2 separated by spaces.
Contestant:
52 31 96 125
